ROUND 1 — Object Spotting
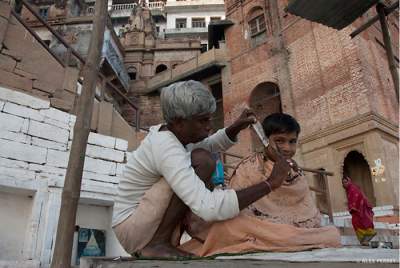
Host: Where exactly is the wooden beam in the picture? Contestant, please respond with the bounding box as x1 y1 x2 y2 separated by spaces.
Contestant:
350 1 399 39
50 1 108 267
301 167 334 176
377 3 399 101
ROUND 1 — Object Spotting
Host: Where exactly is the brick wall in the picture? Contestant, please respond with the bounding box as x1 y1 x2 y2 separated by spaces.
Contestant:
223 0 399 156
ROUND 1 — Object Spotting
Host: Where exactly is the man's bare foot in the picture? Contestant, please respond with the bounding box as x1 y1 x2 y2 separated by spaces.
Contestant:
139 243 195 259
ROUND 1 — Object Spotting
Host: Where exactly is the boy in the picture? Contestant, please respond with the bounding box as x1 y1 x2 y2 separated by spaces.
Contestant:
179 113 341 256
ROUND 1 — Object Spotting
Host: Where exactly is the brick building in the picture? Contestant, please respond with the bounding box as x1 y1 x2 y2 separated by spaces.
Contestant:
220 0 399 212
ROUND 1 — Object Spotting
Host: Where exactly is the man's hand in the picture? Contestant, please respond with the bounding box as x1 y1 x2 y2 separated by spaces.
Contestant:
226 108 256 141
265 145 291 190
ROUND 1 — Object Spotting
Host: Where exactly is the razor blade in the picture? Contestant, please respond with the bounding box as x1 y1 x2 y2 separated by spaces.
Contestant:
251 121 269 147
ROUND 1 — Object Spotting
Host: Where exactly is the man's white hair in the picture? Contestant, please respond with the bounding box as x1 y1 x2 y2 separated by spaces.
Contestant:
160 80 216 123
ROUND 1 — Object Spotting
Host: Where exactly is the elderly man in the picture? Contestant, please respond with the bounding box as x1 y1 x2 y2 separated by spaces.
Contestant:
112 80 291 258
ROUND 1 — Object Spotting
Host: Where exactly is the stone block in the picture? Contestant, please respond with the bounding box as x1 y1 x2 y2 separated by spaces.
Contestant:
46 149 70 168
0 68 33 91
0 130 31 144
0 156 29 169
115 138 129 151
28 120 69 144
0 2 12 19
116 163 125 176
1 48 22 62
33 80 57 95
50 98 73 112
0 53 16 72
97 101 113 135
0 139 47 164
62 67 79 93
83 157 117 175
86 144 125 163
0 14 9 47
31 137 67 151
0 85 50 109
14 68 38 80
43 117 70 130
3 102 45 121
29 163 66 176
88 132 115 149
39 107 71 124
0 166 36 180
21 118 29 134
0 112 25 132
53 89 76 104
83 171 119 184
81 179 117 195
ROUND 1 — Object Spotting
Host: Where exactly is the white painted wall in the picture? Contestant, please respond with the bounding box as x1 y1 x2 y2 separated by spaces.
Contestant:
166 11 225 30
0 86 130 267
0 191 33 261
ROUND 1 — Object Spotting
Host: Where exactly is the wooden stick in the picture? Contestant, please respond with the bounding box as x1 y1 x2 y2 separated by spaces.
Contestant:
377 3 399 101
350 1 399 39
50 1 108 267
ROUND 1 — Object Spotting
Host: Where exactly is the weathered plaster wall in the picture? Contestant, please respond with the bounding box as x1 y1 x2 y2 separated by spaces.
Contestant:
0 192 33 261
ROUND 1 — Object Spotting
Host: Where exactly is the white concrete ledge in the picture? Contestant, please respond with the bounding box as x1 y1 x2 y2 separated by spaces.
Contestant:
0 86 50 109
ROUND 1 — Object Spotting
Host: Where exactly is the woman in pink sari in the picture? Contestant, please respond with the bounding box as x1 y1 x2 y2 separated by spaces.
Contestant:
342 176 376 245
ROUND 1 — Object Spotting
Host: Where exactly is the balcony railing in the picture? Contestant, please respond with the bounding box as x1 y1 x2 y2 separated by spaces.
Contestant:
109 3 136 18
148 1 165 10
111 3 137 11
164 27 208 35
109 2 165 18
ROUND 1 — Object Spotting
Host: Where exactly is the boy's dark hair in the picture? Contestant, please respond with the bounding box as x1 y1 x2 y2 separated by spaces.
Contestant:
261 113 301 137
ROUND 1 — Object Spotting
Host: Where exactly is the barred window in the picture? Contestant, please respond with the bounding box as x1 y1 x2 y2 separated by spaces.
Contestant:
192 18 206 28
176 18 187 29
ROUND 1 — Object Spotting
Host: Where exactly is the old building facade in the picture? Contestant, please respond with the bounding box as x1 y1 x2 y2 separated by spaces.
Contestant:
221 0 399 212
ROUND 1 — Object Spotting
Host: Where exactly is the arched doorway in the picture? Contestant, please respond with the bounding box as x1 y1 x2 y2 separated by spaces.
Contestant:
248 82 282 151
155 64 168 74
343 151 376 206
127 66 137 80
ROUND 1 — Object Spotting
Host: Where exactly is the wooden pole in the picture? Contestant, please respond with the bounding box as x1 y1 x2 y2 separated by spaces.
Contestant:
50 1 108 267
377 3 399 101
322 172 334 224
350 1 399 39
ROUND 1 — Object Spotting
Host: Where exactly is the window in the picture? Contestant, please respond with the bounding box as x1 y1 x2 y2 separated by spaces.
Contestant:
155 64 168 74
39 7 49 20
249 14 266 36
210 17 221 22
247 8 268 47
192 18 206 28
176 18 187 29
200 44 208 53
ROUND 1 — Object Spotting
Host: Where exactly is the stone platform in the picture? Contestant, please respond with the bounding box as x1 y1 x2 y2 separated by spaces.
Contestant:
80 248 399 268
